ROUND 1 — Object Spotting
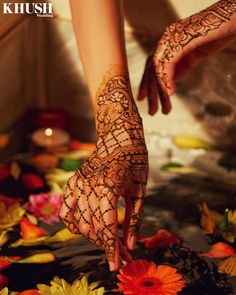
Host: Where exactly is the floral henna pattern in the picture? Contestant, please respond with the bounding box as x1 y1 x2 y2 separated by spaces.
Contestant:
154 0 236 91
60 71 149 266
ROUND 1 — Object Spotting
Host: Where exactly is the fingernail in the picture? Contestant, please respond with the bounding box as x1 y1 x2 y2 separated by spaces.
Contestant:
129 236 136 249
121 260 128 266
109 261 116 272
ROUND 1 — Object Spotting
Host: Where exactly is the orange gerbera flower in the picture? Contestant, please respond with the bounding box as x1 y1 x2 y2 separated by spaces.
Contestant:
117 259 186 295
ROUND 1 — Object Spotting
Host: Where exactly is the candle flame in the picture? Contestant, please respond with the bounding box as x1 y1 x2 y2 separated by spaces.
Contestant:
45 128 53 137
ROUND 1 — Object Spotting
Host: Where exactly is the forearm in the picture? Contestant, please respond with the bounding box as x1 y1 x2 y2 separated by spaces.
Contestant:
69 0 128 100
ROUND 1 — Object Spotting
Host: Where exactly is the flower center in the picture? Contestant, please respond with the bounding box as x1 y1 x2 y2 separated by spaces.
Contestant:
39 204 55 216
140 277 161 289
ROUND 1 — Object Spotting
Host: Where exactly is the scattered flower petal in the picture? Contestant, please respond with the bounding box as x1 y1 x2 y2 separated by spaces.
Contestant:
200 203 222 234
117 259 186 295
201 242 235 258
174 135 212 149
138 229 180 249
20 218 47 240
5 253 55 264
0 256 21 270
10 237 48 248
10 227 81 248
32 154 59 173
0 135 9 149
0 165 10 182
10 162 21 181
69 140 95 153
0 194 22 208
18 290 39 295
0 274 8 291
44 227 81 243
21 173 44 191
26 193 63 224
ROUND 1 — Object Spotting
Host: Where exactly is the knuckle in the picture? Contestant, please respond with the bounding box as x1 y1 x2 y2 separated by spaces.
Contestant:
78 223 90 235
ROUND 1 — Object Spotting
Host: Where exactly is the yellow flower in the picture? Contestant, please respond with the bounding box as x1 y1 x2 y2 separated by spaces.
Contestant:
37 276 104 295
0 202 25 230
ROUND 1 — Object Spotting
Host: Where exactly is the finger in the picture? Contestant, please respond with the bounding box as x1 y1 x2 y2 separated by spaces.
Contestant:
124 184 145 250
119 240 132 265
59 174 81 234
147 63 159 116
78 182 104 249
99 187 119 271
154 29 179 97
152 56 173 114
156 77 172 115
137 55 152 101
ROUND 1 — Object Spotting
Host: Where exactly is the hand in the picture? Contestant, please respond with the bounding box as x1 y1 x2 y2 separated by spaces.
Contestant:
59 74 148 271
138 0 236 115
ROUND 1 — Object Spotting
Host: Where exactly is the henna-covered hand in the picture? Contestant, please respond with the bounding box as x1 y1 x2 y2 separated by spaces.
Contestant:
138 0 236 115
59 72 148 271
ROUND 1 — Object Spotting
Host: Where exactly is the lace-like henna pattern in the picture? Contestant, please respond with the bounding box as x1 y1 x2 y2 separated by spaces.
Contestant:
60 72 149 263
154 0 236 91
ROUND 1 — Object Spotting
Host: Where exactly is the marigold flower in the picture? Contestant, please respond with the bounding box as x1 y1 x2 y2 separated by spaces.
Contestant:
117 259 186 295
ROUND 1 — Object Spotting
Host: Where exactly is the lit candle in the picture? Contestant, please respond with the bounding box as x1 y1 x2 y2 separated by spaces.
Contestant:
32 128 70 148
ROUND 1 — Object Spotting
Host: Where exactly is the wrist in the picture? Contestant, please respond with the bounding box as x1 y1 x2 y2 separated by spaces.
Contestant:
94 71 142 139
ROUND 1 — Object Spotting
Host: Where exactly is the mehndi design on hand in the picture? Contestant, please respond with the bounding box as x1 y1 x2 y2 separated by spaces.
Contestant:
59 70 148 271
138 0 236 115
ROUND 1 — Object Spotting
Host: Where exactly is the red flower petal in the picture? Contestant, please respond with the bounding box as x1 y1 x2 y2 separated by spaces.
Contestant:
0 193 22 208
0 273 9 290
21 173 44 191
0 164 10 182
0 256 21 271
138 229 180 249
20 218 47 240
201 242 235 258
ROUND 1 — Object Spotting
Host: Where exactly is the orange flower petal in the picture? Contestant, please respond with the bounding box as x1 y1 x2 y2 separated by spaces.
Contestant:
20 218 48 240
138 229 180 249
18 290 39 295
201 242 235 258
